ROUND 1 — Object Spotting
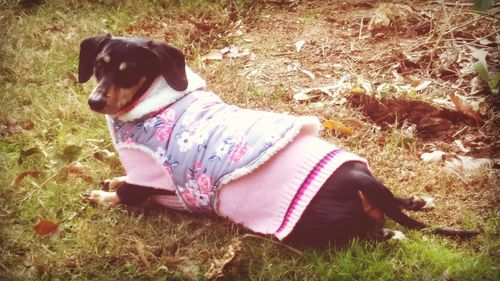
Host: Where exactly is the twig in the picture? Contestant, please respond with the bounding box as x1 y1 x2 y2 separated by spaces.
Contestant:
242 233 302 255
452 126 469 138
427 1 459 69
442 16 492 37
431 1 473 7
272 51 295 56
358 17 364 39
20 143 113 203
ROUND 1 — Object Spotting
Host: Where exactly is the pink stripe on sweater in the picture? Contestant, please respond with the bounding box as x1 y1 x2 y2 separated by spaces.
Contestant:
275 149 341 233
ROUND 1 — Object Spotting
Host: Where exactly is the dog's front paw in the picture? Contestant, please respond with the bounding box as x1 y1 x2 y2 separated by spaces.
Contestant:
81 190 120 206
100 176 126 191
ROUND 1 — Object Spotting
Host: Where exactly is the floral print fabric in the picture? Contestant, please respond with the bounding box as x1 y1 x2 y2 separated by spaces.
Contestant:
109 91 303 213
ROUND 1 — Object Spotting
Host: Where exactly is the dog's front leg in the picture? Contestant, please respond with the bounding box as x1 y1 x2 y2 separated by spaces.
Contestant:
81 176 126 206
82 190 120 206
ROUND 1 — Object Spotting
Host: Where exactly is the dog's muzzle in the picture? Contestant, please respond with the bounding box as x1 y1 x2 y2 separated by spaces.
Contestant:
88 88 107 112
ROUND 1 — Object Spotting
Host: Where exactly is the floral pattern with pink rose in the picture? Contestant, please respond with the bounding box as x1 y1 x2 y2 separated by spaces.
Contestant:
156 126 173 141
196 173 212 194
229 140 252 164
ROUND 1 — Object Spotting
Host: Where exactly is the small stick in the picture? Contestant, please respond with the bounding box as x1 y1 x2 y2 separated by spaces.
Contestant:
358 17 364 39
242 234 302 255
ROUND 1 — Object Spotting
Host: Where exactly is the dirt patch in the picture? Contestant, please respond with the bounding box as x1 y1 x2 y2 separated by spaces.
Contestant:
347 93 478 135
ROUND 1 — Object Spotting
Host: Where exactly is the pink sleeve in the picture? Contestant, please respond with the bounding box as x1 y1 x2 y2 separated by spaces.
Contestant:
117 147 176 191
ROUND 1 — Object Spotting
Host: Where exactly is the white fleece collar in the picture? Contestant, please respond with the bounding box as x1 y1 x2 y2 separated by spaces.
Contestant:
113 67 206 122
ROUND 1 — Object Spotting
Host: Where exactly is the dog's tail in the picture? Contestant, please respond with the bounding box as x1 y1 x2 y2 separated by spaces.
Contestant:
357 177 480 239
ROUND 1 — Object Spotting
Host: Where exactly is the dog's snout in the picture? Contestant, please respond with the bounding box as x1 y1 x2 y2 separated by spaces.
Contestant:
88 95 106 112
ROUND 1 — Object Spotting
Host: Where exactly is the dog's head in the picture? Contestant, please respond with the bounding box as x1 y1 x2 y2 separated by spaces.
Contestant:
78 34 188 114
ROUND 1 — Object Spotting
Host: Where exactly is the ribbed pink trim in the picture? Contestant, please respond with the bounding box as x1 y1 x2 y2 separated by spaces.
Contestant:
274 150 367 240
275 150 339 234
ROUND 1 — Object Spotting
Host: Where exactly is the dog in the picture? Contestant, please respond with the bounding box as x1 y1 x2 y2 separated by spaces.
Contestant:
78 34 479 248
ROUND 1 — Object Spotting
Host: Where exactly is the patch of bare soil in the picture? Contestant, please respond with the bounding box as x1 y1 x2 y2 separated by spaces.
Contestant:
239 0 499 155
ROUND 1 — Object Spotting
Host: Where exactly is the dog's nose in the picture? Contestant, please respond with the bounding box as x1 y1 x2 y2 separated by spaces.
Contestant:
88 96 106 112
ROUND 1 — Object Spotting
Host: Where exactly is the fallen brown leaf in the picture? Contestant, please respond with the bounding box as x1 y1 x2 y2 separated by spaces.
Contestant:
34 219 60 237
9 171 42 192
201 49 224 61
323 120 353 136
448 92 482 121
343 117 366 130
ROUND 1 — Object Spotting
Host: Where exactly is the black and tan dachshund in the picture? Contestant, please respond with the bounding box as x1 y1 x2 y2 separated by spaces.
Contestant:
79 35 478 248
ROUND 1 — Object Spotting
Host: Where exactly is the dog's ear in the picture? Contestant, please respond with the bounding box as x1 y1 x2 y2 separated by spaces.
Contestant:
78 34 111 83
145 41 188 91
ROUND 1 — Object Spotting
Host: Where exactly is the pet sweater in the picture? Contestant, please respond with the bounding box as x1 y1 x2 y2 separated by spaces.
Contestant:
108 68 368 240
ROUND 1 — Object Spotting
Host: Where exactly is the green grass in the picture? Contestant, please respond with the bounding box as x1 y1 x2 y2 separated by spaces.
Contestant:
1 0 499 280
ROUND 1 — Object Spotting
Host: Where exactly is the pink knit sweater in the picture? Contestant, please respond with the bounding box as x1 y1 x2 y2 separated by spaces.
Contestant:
109 68 367 240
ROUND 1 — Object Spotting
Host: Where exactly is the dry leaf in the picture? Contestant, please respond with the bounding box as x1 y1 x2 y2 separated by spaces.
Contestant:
412 80 431 91
444 155 492 173
454 140 471 153
201 50 224 61
357 78 373 94
421 151 445 163
448 92 482 121
350 86 365 94
469 46 488 69
294 75 351 102
368 7 391 31
62 162 93 182
34 219 60 237
323 120 353 136
470 98 489 116
298 67 316 79
224 46 250 58
204 239 242 280
432 98 455 109
9 171 42 192
293 90 327 101
295 40 305 52
343 117 365 130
